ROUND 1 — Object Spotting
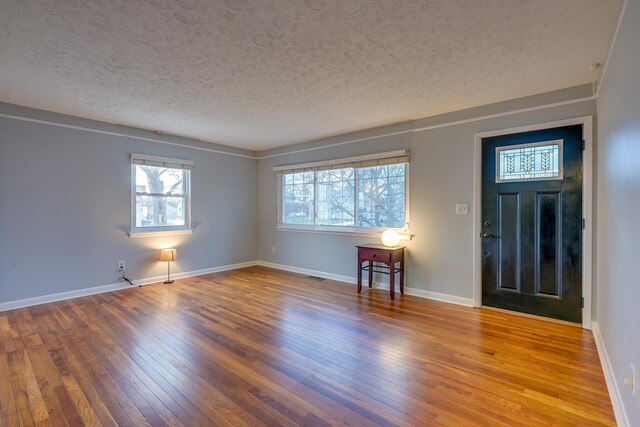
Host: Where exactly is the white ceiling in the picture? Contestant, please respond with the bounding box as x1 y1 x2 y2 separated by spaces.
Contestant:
0 0 618 151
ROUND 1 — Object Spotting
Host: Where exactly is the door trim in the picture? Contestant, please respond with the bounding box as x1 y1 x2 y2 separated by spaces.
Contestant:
473 116 593 329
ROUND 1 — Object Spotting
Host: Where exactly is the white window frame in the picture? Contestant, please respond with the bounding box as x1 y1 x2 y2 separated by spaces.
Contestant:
275 151 411 239
129 154 193 238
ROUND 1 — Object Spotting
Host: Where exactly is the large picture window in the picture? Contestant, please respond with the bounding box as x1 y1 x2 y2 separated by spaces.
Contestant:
276 151 409 233
130 154 193 237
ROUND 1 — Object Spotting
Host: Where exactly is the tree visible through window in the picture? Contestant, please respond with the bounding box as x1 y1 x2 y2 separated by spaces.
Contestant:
317 168 355 226
135 165 186 227
356 164 405 228
280 163 406 229
282 172 314 225
131 155 192 232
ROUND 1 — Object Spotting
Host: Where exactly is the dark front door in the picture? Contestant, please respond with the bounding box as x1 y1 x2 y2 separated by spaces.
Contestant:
481 125 583 323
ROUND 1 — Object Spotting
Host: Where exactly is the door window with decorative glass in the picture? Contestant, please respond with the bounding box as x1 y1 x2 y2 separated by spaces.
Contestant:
496 140 563 182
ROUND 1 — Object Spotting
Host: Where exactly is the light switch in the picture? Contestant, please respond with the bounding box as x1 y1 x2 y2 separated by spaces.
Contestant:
456 204 469 215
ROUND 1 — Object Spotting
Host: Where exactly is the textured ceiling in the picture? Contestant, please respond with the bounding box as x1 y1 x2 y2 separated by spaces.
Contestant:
0 0 618 150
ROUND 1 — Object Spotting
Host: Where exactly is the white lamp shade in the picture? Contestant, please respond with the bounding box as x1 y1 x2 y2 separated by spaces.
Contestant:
160 248 177 262
381 229 400 247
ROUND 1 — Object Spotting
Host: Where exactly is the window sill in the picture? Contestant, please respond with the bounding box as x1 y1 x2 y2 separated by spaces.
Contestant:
276 225 412 240
128 229 193 238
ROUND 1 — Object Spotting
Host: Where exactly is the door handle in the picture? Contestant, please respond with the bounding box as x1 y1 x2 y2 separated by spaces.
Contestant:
482 233 501 239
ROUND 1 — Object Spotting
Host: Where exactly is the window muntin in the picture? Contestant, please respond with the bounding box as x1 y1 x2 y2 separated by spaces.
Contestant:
280 163 407 230
496 140 563 182
282 171 315 225
135 165 187 228
131 155 191 233
316 168 355 226
356 164 406 228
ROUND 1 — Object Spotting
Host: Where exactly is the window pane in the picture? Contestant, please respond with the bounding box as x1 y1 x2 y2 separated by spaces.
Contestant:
356 165 406 228
316 168 354 226
282 172 314 225
497 142 561 182
136 195 185 227
135 165 184 195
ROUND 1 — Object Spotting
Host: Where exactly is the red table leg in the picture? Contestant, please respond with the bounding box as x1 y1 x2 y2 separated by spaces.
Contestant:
368 261 373 288
400 256 405 294
389 261 395 300
357 258 362 293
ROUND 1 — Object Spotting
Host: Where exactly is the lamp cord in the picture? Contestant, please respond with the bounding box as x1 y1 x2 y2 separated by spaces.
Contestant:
119 272 136 287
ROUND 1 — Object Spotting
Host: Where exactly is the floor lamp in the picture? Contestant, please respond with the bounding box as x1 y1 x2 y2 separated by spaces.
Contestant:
160 248 177 284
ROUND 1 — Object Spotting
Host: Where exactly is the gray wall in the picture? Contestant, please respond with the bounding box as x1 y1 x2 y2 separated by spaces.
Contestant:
0 104 257 304
596 0 640 423
0 85 599 309
257 85 596 300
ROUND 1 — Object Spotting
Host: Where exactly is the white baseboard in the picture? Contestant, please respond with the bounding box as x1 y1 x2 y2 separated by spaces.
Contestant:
371 281 474 307
256 260 474 307
0 260 258 313
257 260 357 284
592 321 630 427
0 259 475 313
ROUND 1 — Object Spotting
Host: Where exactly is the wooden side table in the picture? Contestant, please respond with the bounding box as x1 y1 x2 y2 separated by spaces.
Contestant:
356 243 405 300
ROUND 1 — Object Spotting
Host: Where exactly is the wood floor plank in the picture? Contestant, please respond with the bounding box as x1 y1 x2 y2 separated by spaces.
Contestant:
116 297 354 426
31 312 109 427
0 266 616 426
88 299 260 426
0 352 20 426
21 349 52 426
24 346 70 427
127 280 416 426
63 304 191 426
7 349 37 427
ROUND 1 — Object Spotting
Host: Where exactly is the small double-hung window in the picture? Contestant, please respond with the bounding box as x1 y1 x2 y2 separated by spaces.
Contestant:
275 150 409 234
130 154 193 237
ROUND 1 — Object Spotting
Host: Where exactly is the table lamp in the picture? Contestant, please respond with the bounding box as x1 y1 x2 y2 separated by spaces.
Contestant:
381 229 400 247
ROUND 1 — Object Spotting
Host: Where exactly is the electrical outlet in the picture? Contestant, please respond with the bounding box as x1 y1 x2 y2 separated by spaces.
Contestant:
271 247 276 254
624 364 637 396
117 261 125 271
456 204 469 215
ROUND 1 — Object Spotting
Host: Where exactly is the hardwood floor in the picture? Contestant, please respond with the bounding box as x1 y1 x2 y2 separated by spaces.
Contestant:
0 266 614 426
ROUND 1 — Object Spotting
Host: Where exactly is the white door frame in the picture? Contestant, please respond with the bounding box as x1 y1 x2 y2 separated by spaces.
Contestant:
472 116 593 329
